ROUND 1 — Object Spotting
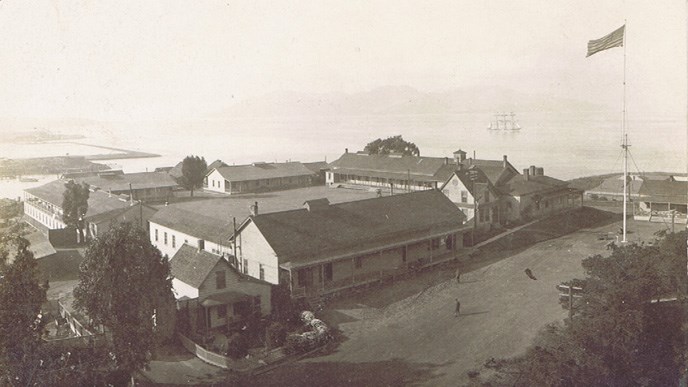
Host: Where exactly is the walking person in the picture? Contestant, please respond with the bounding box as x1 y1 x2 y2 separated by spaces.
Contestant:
455 267 461 284
455 298 461 317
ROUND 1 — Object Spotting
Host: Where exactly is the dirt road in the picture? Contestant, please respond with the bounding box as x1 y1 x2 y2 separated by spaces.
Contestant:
253 218 666 386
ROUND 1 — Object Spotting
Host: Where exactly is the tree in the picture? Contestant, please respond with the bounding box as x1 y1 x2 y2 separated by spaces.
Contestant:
364 135 420 156
73 222 176 380
488 231 687 386
0 234 47 385
176 155 207 197
62 180 90 243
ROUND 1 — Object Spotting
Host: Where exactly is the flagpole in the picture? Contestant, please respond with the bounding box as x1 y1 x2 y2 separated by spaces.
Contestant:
621 20 628 243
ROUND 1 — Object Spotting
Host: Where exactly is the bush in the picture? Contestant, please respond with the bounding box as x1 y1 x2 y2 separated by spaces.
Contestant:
589 194 599 200
265 322 287 350
226 333 248 359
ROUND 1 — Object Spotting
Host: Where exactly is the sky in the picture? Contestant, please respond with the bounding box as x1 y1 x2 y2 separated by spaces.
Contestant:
0 1 685 123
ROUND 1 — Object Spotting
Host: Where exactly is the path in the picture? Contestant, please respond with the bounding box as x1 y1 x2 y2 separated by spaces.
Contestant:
252 218 664 386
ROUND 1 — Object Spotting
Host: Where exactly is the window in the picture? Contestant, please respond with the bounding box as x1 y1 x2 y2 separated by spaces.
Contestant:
243 259 248 274
215 271 226 289
461 191 468 203
172 235 176 248
485 191 490 202
164 232 168 245
446 235 454 250
259 264 265 280
217 305 227 318
355 256 363 269
154 229 158 242
431 238 440 250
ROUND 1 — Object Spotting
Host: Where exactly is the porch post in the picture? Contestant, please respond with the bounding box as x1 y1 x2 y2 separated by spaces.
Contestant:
429 238 433 263
352 257 355 285
320 264 324 292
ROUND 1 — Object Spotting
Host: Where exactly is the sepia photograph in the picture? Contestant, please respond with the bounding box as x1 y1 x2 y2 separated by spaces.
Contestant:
0 1 685 386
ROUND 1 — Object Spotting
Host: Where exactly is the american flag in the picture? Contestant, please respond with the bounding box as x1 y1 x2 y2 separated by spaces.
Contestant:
586 25 625 57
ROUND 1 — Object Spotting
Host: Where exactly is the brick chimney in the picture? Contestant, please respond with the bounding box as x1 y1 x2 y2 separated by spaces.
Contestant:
503 155 508 168
523 168 530 181
345 148 348 154
529 165 536 176
250 201 259 216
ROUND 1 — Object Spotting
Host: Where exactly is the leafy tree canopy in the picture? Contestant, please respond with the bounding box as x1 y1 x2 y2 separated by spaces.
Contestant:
62 180 90 242
73 222 176 378
488 231 687 387
364 135 420 157
0 234 47 385
176 155 207 197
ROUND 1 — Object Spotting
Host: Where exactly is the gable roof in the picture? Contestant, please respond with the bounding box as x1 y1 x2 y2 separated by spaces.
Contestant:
210 162 315 182
459 159 518 187
150 206 233 245
328 153 456 183
587 176 644 196
170 244 227 288
76 171 177 193
638 180 687 204
500 174 569 196
245 189 468 266
25 179 133 219
302 161 329 174
442 167 499 199
88 203 158 226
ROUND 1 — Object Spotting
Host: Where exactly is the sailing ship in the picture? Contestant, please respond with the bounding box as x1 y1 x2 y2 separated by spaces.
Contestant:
487 112 521 130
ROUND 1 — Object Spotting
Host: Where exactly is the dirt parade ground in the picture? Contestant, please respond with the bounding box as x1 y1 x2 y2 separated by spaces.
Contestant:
252 213 667 387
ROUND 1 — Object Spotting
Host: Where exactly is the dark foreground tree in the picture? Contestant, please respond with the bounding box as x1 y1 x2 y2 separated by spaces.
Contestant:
73 222 176 381
364 135 420 156
0 234 47 385
62 180 90 243
176 155 207 197
485 231 687 387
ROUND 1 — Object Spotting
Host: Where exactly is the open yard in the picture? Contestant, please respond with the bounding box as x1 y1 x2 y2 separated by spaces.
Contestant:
251 211 668 386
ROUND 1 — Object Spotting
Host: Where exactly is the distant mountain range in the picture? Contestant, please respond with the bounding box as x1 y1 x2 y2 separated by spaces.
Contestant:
213 86 606 118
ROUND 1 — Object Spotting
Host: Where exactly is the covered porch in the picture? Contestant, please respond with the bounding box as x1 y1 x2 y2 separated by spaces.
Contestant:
284 231 463 299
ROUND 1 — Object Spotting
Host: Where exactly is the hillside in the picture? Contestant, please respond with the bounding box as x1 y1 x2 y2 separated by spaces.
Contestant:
213 86 605 118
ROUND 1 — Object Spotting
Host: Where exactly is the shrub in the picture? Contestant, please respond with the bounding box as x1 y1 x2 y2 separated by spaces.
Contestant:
284 334 308 355
265 322 287 350
226 333 248 359
589 194 599 200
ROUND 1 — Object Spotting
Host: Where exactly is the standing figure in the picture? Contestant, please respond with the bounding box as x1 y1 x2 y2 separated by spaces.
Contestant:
455 298 461 317
455 267 461 284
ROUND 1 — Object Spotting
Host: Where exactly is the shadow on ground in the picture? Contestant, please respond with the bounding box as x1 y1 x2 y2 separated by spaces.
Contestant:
38 249 84 282
248 358 450 387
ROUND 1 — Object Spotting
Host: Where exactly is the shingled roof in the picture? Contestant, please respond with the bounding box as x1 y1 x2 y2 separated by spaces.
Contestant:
244 189 468 266
170 244 226 288
638 180 687 204
211 162 315 182
459 159 518 187
443 166 499 199
150 206 233 245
